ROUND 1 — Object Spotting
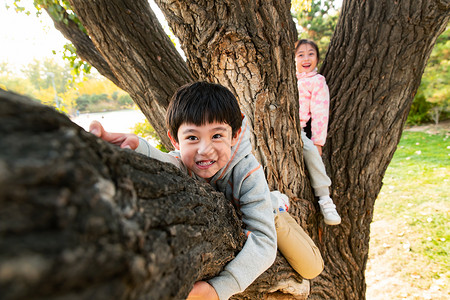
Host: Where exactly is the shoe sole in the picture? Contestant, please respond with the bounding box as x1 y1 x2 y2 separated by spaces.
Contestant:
324 219 341 225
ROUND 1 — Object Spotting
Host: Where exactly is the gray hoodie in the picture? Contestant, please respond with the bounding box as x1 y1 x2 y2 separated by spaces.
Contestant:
135 116 277 299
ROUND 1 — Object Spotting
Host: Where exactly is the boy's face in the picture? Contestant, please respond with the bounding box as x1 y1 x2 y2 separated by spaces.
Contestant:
169 122 240 179
295 43 318 73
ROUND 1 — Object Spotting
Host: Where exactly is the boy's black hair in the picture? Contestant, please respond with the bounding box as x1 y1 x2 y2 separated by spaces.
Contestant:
166 81 242 142
295 39 320 62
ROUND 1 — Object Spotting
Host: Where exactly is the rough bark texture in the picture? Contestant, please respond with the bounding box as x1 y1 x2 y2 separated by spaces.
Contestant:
0 90 307 300
10 0 450 299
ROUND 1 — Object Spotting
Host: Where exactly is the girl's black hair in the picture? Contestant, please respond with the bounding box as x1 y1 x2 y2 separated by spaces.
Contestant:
295 39 320 62
166 81 242 141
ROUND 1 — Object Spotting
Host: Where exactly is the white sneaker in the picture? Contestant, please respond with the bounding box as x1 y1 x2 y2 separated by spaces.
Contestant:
319 197 341 225
272 191 290 212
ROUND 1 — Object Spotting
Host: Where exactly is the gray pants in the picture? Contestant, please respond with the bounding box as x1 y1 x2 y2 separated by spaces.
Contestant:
301 130 331 197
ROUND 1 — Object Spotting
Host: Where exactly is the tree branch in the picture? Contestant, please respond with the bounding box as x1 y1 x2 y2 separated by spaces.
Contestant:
67 0 193 107
44 7 121 88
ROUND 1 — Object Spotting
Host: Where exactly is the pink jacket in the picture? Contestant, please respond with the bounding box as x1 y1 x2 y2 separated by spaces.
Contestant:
296 70 330 146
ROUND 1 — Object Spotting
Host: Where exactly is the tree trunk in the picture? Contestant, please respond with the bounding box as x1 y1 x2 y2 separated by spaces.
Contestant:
18 0 450 299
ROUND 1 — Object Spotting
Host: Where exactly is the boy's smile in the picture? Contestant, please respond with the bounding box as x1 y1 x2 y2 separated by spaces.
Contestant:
196 160 215 167
169 122 240 179
296 43 318 74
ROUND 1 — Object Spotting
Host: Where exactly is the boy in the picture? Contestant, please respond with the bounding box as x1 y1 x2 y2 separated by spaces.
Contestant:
90 81 323 299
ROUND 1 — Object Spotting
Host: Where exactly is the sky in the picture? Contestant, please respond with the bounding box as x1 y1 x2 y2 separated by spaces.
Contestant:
0 3 68 72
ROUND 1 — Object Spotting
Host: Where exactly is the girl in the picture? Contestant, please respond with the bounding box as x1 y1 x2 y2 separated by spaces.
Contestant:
295 39 341 225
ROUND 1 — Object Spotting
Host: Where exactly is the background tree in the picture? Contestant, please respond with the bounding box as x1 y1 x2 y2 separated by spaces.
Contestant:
1 59 72 110
407 25 450 125
4 0 449 299
0 70 35 97
21 58 72 93
1 59 135 115
292 0 339 58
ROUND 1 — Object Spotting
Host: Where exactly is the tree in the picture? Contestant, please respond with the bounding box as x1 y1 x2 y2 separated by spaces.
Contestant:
5 0 450 299
293 0 339 57
21 58 72 94
408 25 450 125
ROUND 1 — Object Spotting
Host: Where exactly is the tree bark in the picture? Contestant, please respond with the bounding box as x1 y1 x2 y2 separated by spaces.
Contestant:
20 0 450 299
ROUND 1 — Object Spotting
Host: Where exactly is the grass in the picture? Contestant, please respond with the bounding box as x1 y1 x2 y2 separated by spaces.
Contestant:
366 129 449 300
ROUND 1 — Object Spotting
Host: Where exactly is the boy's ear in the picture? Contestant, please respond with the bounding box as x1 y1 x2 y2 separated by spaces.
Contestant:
167 130 180 150
231 128 241 147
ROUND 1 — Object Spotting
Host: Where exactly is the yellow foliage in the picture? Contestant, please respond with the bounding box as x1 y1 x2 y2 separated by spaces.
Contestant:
77 78 126 98
428 86 449 105
60 89 79 114
34 87 58 107
291 0 312 12
0 76 35 96
32 87 79 115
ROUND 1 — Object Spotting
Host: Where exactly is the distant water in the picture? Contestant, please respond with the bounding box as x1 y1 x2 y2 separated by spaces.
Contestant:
71 109 146 133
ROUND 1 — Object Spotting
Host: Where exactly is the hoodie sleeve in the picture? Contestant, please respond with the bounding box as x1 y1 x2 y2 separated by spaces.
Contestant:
208 157 277 299
310 75 330 146
135 137 182 169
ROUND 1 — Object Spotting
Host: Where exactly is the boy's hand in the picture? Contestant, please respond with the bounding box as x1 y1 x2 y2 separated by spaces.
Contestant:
89 120 139 150
315 144 322 156
187 281 219 300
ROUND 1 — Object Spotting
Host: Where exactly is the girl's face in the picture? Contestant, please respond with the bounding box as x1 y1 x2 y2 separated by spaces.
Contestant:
295 43 318 73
